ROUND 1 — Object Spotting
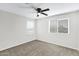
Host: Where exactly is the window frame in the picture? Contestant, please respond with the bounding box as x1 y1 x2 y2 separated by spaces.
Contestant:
49 18 69 34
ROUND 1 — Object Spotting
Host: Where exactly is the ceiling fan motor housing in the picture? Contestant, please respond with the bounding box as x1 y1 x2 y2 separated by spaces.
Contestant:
36 8 42 13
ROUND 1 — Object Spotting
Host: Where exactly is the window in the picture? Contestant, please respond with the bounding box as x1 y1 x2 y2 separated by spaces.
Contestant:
58 20 68 33
50 20 57 33
26 20 35 32
50 19 68 33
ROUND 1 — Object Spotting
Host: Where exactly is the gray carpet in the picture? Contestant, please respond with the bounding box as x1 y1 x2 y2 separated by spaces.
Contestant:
0 40 79 56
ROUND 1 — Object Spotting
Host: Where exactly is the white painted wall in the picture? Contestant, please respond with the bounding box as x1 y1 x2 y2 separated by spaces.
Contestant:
0 10 35 51
0 9 79 51
37 11 79 50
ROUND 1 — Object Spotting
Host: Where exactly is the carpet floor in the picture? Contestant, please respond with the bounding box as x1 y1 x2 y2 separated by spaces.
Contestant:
0 40 79 56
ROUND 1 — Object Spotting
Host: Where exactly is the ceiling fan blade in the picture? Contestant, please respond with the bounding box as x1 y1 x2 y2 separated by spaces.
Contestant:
41 8 50 12
41 13 48 16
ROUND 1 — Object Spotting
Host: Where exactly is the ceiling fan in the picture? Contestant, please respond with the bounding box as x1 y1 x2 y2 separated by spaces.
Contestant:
35 8 50 17
20 3 50 17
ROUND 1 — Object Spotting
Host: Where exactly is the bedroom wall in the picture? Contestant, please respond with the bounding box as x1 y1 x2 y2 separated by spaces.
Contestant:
37 11 79 50
0 9 79 51
0 10 35 51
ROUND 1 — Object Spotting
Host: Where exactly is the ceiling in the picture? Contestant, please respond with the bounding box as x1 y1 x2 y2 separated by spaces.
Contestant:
0 3 79 19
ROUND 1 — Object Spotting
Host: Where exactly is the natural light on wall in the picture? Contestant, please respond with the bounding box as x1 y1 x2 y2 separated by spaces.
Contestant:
26 20 35 33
